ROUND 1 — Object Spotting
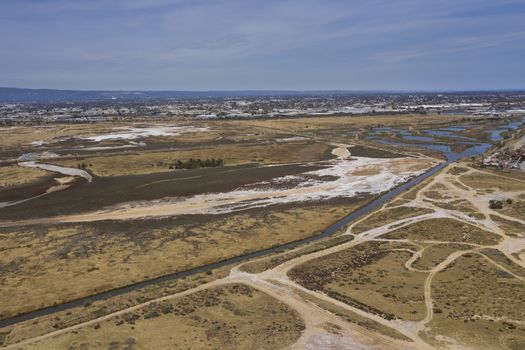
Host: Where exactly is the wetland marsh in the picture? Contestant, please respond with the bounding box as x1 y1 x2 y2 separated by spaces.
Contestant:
1 113 524 350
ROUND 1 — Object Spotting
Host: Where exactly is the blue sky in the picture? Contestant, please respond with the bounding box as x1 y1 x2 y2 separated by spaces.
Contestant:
1 0 524 90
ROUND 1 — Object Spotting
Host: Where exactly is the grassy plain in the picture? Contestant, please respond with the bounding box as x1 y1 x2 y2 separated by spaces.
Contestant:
427 254 525 349
382 218 501 245
0 199 365 320
0 265 232 346
9 284 305 350
289 241 428 321
412 243 470 270
350 206 434 234
0 166 49 188
50 141 331 177
459 172 525 192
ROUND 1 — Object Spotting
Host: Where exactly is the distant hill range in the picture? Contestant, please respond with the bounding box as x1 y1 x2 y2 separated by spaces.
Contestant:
0 87 362 103
1 87 522 103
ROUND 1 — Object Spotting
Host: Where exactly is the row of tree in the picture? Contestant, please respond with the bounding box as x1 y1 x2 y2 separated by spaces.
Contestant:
169 158 224 170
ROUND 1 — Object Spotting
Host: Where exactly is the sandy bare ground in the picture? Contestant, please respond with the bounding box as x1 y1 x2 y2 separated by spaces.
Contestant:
7 145 435 225
81 125 209 142
19 161 92 182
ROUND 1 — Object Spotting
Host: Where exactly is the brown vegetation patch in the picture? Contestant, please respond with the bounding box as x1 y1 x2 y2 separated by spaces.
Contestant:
459 172 525 192
296 290 411 341
490 215 525 238
289 241 427 321
0 166 50 189
51 142 331 177
412 243 471 271
499 200 525 220
351 206 434 234
348 145 406 159
426 254 525 349
382 218 501 245
0 200 361 320
10 284 304 350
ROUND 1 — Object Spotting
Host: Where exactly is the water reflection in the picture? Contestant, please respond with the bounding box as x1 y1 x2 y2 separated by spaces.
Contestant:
367 117 523 161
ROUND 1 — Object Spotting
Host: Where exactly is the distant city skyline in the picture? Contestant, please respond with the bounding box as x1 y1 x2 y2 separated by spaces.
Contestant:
2 0 525 91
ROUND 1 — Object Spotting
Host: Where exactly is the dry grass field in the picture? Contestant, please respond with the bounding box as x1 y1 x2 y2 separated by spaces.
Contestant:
382 218 502 245
49 141 331 177
8 284 305 350
0 200 363 320
0 166 49 188
289 241 428 321
350 206 434 234
426 254 525 349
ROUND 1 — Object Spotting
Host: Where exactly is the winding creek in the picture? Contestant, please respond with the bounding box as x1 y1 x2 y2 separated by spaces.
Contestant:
0 118 523 329
0 162 92 209
20 161 93 182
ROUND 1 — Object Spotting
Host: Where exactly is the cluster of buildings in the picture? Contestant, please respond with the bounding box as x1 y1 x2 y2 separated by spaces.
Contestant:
1 92 525 125
483 149 525 170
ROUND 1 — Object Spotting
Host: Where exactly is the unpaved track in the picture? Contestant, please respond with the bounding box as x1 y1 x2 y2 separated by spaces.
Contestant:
420 249 474 325
249 163 525 348
3 159 525 349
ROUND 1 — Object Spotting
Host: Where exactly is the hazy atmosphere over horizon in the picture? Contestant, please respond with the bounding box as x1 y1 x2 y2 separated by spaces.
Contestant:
2 0 525 91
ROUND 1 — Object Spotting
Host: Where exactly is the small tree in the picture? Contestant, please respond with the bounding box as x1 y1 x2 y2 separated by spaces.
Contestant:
489 200 503 210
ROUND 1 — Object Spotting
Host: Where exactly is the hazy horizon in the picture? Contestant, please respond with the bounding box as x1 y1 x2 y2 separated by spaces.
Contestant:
3 86 525 93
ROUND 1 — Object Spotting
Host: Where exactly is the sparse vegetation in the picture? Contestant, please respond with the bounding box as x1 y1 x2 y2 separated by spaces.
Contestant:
0 200 361 320
0 165 50 188
382 218 501 245
289 241 428 321
351 206 433 234
8 284 305 350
